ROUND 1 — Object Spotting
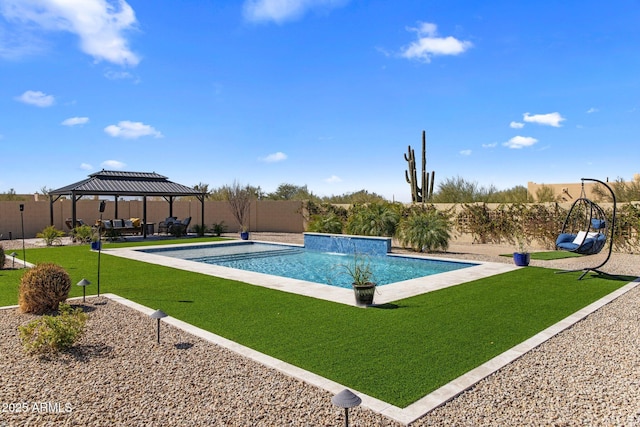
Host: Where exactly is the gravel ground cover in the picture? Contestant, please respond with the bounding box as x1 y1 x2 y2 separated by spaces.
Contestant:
1 234 639 426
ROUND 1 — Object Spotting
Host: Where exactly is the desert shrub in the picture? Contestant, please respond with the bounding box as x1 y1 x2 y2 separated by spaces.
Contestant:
612 203 640 252
522 203 566 249
191 223 209 237
0 244 5 270
19 263 71 314
396 209 451 252
210 221 227 236
18 303 87 355
72 225 95 243
36 225 65 246
456 203 496 244
307 212 344 234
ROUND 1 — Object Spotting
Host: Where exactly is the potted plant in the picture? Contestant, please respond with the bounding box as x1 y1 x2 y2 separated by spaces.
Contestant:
513 234 530 266
240 226 249 240
223 181 253 241
343 254 376 306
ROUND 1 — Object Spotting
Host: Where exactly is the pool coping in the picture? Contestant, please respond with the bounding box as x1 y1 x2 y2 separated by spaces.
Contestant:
105 240 519 307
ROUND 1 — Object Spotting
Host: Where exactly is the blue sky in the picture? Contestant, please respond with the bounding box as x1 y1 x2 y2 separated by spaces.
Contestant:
1 0 639 202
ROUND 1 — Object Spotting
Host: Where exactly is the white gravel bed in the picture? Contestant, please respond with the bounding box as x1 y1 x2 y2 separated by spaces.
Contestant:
0 298 397 426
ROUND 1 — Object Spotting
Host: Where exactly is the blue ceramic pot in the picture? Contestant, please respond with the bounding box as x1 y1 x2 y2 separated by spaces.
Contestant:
513 252 530 266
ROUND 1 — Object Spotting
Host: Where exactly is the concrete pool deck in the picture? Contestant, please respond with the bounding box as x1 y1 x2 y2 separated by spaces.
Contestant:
105 240 519 307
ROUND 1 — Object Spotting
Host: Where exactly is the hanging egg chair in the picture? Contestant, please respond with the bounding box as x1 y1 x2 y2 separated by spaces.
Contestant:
555 178 616 279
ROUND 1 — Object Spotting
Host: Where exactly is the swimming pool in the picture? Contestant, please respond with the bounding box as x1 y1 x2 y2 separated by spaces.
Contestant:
107 240 516 306
140 242 477 289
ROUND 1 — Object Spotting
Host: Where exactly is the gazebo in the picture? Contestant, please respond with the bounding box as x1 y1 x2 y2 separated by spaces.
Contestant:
49 170 206 238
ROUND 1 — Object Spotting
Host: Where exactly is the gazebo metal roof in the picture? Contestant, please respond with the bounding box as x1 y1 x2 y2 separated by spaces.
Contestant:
49 170 205 238
50 170 202 197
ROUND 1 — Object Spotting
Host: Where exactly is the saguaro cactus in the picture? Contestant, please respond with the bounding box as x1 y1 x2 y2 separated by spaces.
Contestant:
404 130 435 204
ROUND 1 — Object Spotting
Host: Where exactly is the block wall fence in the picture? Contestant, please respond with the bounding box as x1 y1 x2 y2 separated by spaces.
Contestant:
0 199 619 248
0 199 305 239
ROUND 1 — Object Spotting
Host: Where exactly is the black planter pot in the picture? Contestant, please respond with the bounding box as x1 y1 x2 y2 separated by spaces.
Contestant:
353 283 376 306
240 231 249 240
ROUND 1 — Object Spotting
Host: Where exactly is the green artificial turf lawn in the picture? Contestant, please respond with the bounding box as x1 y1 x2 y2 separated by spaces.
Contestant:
0 241 632 408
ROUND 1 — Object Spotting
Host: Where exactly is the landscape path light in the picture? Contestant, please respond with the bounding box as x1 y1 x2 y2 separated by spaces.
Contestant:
331 389 362 427
97 200 106 297
19 204 25 267
9 252 17 268
76 278 91 303
150 309 168 344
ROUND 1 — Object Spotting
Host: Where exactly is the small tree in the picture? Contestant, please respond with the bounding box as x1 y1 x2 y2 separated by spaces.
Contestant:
535 184 560 202
223 181 253 232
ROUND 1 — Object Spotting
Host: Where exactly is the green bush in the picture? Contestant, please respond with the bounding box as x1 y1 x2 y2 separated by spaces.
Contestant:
18 303 87 355
71 224 95 243
307 212 344 234
19 263 71 314
345 203 400 237
191 223 209 237
396 208 451 252
210 221 227 237
36 225 65 246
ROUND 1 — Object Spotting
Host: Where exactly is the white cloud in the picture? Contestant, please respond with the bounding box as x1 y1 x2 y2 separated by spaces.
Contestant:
101 160 125 169
16 90 54 107
510 121 524 129
80 163 92 170
482 142 498 148
503 136 538 149
104 70 135 80
104 121 163 139
460 149 472 156
400 22 472 63
62 117 89 126
586 107 599 114
0 0 140 66
243 0 348 23
523 112 565 127
324 175 342 183
260 151 287 162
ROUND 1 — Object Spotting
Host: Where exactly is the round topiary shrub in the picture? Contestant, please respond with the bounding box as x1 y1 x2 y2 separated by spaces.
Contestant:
19 263 71 314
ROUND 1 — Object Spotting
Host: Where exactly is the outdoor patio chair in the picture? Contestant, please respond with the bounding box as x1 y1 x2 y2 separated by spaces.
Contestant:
169 217 191 236
158 217 177 234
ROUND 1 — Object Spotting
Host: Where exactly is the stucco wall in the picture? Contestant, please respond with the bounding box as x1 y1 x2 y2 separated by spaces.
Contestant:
0 198 305 239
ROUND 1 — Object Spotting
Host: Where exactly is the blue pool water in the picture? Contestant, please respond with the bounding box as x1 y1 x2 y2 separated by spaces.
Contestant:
142 242 477 289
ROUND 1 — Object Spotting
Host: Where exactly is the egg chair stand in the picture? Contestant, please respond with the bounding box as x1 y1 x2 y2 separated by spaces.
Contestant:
555 178 616 280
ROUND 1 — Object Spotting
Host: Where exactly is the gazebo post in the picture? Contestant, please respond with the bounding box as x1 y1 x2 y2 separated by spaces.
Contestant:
200 194 205 233
143 196 148 238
